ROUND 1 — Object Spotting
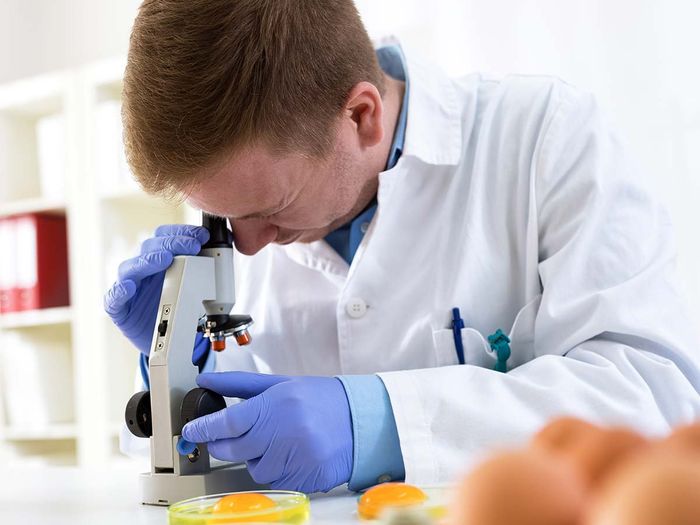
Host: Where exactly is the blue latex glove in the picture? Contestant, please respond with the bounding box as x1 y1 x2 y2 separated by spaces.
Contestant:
191 332 212 368
182 372 353 494
103 225 210 356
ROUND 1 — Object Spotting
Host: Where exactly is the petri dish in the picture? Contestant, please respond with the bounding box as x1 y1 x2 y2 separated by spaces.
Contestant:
357 484 449 521
168 490 310 524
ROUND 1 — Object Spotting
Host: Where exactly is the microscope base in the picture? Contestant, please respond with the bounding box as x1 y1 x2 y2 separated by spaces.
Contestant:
140 464 265 506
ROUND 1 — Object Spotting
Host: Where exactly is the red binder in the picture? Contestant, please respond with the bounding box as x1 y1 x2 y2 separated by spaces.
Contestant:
0 216 18 313
14 213 70 311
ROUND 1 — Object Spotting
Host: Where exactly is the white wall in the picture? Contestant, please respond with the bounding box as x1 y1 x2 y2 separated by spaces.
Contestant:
357 0 700 324
0 0 140 83
2 0 698 323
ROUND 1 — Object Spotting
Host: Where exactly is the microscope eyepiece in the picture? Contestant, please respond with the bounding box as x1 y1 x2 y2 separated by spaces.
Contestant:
201 213 232 249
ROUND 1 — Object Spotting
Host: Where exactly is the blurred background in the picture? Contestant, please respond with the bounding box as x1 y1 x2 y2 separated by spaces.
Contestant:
0 0 698 470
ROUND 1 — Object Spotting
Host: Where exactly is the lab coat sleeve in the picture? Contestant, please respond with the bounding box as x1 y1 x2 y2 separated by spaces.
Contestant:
378 83 700 485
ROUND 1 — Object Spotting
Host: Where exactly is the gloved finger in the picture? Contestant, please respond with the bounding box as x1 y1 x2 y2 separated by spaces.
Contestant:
154 224 210 245
196 371 291 399
118 250 174 283
269 479 289 491
209 418 273 463
192 332 211 366
207 436 267 466
182 395 262 443
246 454 284 485
103 280 137 316
270 474 304 493
140 235 205 256
271 472 326 494
206 439 245 463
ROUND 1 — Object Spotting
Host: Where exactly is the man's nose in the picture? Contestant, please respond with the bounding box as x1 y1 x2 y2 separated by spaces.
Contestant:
229 219 278 255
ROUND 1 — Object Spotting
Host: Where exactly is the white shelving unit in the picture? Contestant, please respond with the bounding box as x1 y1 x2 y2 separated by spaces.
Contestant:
0 423 78 441
0 58 197 467
0 198 66 217
0 307 72 330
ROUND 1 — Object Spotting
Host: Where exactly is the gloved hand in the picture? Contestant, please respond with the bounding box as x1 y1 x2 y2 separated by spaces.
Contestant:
104 225 210 356
191 331 211 368
182 372 354 494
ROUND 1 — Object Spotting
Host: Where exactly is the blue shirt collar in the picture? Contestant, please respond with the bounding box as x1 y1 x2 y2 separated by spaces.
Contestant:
376 45 410 171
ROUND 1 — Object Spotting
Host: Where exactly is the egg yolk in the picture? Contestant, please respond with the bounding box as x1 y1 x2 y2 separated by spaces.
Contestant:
358 483 428 520
209 493 278 523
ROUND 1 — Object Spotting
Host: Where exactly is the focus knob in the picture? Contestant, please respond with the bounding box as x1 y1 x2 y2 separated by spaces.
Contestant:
125 391 152 438
180 387 226 428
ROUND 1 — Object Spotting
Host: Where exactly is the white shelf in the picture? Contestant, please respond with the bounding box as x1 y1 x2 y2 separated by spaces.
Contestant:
0 71 67 116
0 423 78 441
0 197 66 218
0 307 73 329
0 56 188 469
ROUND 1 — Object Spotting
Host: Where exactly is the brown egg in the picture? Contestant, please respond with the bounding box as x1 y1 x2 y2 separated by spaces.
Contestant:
564 427 649 488
448 449 587 525
586 449 700 525
656 422 700 455
530 417 603 453
531 418 648 488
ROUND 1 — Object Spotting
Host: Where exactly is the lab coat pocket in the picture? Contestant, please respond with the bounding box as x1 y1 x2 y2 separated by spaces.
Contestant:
505 294 542 368
432 327 493 368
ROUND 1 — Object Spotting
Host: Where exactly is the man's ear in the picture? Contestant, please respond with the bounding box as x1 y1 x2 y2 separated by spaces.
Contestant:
344 81 384 148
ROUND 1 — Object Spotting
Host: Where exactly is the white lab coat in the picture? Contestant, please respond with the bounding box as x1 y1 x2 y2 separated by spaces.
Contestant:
124 47 700 485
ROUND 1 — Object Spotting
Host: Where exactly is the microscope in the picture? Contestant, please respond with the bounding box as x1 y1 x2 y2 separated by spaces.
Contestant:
125 213 262 505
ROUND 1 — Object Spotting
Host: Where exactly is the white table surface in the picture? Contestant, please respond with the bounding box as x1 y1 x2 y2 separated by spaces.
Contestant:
0 466 361 524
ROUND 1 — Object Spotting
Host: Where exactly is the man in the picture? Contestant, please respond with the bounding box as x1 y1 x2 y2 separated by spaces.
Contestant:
105 0 700 494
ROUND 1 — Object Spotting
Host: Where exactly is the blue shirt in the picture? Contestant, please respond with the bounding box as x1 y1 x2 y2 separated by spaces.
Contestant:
335 45 409 491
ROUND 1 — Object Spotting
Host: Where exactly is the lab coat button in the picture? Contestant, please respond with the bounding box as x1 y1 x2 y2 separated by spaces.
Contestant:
346 298 368 318
360 222 370 234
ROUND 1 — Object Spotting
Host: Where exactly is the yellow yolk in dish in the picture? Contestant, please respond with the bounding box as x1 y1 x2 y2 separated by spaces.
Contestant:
209 493 279 523
357 483 428 520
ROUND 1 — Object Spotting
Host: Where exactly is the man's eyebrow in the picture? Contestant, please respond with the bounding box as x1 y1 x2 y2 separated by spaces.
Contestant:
236 199 286 220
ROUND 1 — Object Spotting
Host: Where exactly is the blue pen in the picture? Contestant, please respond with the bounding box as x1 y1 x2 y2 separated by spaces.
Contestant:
451 307 465 365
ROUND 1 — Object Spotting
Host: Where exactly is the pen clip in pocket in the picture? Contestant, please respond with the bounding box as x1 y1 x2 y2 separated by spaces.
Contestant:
432 326 493 367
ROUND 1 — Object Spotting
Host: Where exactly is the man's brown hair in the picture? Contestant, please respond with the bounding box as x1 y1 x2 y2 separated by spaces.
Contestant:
123 0 385 197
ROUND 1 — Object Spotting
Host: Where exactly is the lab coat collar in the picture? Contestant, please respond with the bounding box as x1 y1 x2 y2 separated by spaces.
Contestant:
282 238 350 277
400 44 464 166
